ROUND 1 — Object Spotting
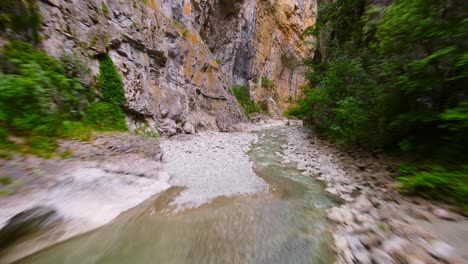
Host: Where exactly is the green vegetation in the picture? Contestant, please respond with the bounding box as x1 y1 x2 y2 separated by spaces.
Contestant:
398 165 467 209
87 53 128 131
232 86 268 118
101 2 109 18
0 41 127 157
289 0 467 207
0 176 12 185
261 76 276 91
214 58 222 65
0 189 13 196
134 123 159 138
84 102 127 131
181 29 189 38
98 54 126 106
0 0 42 44
60 148 73 159
0 41 86 156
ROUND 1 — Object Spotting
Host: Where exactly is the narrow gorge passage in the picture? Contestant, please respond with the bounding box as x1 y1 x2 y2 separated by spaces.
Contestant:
16 126 338 264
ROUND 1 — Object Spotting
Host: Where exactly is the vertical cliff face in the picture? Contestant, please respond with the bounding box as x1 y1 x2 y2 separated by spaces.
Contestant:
37 0 315 134
190 0 316 116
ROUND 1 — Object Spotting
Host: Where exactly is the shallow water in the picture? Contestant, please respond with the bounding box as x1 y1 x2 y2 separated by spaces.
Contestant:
17 127 338 264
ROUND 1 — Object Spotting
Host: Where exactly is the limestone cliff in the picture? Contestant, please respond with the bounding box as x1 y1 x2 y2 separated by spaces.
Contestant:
37 0 315 134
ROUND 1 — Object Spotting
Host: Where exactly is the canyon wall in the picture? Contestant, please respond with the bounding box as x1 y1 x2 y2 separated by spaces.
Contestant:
38 0 315 134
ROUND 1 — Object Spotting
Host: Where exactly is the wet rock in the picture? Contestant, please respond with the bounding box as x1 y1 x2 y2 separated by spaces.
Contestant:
0 206 62 250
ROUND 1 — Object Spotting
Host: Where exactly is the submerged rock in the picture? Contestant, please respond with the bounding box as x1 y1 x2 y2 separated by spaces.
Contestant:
0 206 62 250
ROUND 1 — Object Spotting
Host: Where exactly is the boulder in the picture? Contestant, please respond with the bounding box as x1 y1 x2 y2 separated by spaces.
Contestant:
0 206 62 250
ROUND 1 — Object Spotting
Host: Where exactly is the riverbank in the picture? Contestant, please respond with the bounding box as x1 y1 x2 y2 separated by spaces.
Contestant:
1 123 466 264
13 123 338 264
282 126 467 263
0 132 170 263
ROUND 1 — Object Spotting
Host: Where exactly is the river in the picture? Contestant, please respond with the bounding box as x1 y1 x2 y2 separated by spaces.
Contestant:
17 127 338 264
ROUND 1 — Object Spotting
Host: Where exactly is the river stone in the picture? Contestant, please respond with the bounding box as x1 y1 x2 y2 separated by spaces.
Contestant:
353 195 374 213
432 208 458 221
327 207 354 224
382 236 410 255
371 248 396 264
408 207 434 222
427 240 463 264
0 206 62 250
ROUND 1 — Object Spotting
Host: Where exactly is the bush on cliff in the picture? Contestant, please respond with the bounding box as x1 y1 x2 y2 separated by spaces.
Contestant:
0 41 127 156
232 85 268 118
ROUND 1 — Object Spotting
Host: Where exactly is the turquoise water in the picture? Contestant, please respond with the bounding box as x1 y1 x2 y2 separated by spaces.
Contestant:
17 127 337 264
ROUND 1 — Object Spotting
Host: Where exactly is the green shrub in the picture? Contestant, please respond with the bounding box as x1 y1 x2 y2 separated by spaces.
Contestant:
0 176 12 185
297 0 467 206
58 121 93 141
0 189 13 196
101 2 109 17
84 102 127 131
134 123 159 138
0 42 130 157
0 41 85 136
261 76 276 90
28 136 58 157
398 165 468 208
98 53 126 106
232 86 267 118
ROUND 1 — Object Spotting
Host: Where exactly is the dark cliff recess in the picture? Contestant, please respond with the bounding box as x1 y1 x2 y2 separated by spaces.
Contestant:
0 0 41 44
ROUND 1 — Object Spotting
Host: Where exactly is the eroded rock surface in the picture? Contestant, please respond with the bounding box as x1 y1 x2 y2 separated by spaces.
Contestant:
0 133 170 263
37 0 315 133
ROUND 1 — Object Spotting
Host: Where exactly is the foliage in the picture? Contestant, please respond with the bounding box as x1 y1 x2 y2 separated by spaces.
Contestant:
0 41 128 157
232 86 267 118
84 102 127 131
398 165 468 208
0 41 86 138
98 53 126 106
0 0 42 44
261 76 276 91
289 0 468 206
134 122 159 138
101 2 109 18
58 121 93 141
0 176 12 185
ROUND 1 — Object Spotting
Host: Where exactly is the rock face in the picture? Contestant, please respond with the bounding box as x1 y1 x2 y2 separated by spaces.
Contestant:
37 0 315 134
